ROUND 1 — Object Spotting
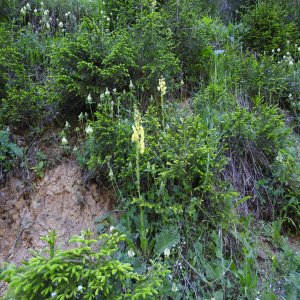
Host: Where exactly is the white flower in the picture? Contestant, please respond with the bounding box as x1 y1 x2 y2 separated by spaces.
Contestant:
26 3 31 9
129 80 134 89
289 60 294 66
164 248 171 258
287 40 290 44
128 249 135 257
51 291 57 297
113 88 117 93
65 121 70 128
298 47 300 51
34 8 37 13
288 93 293 99
106 17 110 21
108 167 113 178
86 93 92 104
271 49 275 53
109 226 115 232
78 112 84 121
276 152 283 163
172 283 178 292
46 22 50 29
85 125 93 135
73 146 78 151
105 88 110 95
286 52 290 55
58 22 63 28
20 7 26 14
213 49 225 55
44 9 49 16
41 2 44 6
49 17 52 21
61 137 68 145
277 48 281 52
77 285 83 292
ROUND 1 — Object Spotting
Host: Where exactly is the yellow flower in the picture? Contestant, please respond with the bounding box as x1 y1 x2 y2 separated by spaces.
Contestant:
131 125 139 142
139 126 145 154
131 108 145 154
158 77 167 96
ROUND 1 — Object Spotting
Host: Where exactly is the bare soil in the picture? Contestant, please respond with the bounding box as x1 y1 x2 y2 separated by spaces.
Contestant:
0 160 112 265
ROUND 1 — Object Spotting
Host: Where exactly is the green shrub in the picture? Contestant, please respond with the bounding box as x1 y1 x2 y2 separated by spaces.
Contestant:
242 1 299 54
165 0 214 85
50 6 180 112
0 129 23 180
50 20 137 112
0 23 22 101
268 144 300 229
1 229 169 299
0 23 51 128
88 104 228 224
0 0 18 20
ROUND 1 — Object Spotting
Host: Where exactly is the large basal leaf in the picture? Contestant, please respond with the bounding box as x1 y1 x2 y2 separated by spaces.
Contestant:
154 227 180 256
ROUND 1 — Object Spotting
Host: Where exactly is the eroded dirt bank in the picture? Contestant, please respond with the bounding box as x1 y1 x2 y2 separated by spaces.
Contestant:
0 161 112 264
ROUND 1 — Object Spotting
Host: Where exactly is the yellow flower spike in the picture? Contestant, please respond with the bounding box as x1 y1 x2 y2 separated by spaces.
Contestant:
139 126 145 154
131 107 145 154
131 125 139 143
158 77 167 96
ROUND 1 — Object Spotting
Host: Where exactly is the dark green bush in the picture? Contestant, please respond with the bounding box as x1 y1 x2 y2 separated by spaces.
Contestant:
50 5 180 112
88 104 229 224
50 21 137 112
0 23 51 128
0 0 18 20
0 129 23 180
242 1 299 54
165 0 214 85
0 23 21 101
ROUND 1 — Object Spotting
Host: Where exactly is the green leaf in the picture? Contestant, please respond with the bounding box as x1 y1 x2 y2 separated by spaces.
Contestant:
154 227 180 256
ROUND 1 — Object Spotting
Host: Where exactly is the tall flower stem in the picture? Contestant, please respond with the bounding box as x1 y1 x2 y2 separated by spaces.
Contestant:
132 107 147 254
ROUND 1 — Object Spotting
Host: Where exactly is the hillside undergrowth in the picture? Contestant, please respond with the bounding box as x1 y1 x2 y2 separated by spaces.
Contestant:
0 0 300 299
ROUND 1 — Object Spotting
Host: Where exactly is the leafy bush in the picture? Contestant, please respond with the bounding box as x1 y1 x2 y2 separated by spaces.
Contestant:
0 23 21 101
0 0 18 20
165 0 214 85
50 5 180 113
0 22 51 128
50 23 137 112
0 129 23 180
88 103 229 225
1 229 169 299
242 1 299 54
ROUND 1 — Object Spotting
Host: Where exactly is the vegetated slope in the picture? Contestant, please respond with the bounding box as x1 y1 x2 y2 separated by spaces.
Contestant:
0 0 300 299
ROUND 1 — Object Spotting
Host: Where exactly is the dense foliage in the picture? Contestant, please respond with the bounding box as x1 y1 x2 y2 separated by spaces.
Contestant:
1 230 168 299
1 0 300 299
